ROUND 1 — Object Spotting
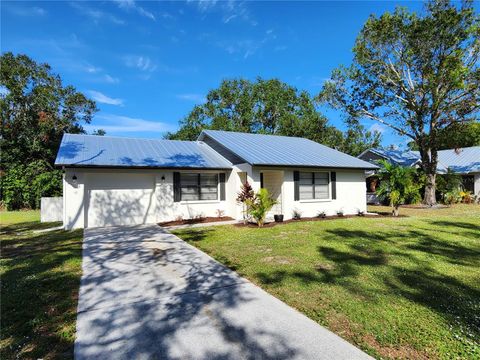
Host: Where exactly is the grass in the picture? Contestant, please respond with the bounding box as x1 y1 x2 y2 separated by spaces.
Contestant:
0 211 83 359
173 204 480 359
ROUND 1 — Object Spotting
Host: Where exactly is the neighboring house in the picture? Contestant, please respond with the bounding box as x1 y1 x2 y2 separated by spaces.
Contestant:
358 147 480 202
55 130 377 229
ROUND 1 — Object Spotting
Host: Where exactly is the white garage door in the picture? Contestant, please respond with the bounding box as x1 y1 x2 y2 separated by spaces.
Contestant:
86 173 156 228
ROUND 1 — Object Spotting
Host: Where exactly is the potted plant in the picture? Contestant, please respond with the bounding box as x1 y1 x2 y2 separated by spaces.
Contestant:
274 214 284 222
317 210 326 218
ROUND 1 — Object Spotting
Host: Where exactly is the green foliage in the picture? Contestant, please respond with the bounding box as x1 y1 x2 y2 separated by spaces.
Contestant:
408 122 480 150
443 188 463 205
166 77 381 155
376 160 422 216
1 160 62 210
436 169 463 202
318 0 480 204
0 52 97 209
245 188 277 227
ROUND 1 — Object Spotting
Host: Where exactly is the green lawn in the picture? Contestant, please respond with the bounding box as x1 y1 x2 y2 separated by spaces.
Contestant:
174 204 480 359
0 211 83 359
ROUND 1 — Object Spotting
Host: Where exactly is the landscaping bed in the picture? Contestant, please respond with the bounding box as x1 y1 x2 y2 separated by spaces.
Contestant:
235 212 408 228
173 204 480 359
158 216 234 227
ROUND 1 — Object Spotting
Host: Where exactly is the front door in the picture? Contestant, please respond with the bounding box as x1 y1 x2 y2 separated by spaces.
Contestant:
261 171 283 217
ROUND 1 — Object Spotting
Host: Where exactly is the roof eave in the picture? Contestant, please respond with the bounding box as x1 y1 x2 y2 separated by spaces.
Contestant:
55 164 232 170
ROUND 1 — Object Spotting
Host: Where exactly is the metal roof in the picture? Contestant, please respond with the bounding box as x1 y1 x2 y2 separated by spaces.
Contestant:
436 147 480 174
55 133 232 169
199 130 379 169
366 148 421 167
362 146 480 174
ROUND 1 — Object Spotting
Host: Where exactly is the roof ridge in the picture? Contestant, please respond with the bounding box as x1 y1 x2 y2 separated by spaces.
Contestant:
64 133 199 144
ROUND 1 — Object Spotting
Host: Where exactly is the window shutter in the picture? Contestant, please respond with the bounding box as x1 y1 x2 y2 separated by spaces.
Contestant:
260 172 264 189
173 172 181 202
219 173 226 201
331 172 337 200
294 171 299 201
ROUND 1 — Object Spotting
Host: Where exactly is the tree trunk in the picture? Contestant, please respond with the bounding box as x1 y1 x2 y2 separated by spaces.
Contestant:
392 205 399 217
419 144 438 206
424 172 437 206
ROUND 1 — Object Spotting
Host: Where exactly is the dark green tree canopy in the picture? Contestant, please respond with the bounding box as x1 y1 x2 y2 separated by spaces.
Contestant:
1 52 98 167
0 52 98 209
167 77 381 156
318 0 480 204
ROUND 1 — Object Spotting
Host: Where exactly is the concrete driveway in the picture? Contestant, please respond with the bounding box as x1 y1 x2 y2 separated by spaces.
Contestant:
75 225 372 360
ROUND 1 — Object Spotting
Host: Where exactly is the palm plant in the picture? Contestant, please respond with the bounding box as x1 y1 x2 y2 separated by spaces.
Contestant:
245 188 277 227
376 160 422 216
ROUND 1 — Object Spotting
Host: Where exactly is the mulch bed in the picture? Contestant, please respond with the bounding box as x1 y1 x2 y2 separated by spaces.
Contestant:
234 213 405 228
158 216 234 227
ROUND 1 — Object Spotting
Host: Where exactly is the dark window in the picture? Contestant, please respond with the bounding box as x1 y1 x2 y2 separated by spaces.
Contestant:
180 173 218 201
462 175 474 193
299 172 330 200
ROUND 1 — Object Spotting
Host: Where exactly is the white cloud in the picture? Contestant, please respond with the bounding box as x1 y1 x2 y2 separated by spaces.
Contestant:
177 94 206 103
86 114 172 134
274 45 287 52
102 74 120 84
70 2 125 25
7 5 47 17
368 123 387 134
189 0 256 26
124 55 157 72
114 0 155 21
88 91 124 106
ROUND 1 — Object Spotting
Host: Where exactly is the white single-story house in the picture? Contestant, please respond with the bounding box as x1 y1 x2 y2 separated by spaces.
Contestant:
358 147 480 201
55 130 378 229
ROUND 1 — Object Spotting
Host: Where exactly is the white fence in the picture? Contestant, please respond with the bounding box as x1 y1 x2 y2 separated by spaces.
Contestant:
41 197 63 223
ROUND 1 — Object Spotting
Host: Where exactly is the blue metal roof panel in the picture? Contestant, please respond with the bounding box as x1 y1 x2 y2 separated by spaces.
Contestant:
55 134 232 169
369 148 421 167
437 146 480 174
364 147 480 174
200 130 379 169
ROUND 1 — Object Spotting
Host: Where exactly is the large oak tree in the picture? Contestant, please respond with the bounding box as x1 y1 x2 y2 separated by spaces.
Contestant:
167 77 381 156
318 0 480 205
0 53 98 209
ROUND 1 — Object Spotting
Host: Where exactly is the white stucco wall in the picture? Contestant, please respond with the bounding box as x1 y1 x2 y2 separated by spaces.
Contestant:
474 173 480 198
40 197 63 222
63 166 368 229
63 168 236 229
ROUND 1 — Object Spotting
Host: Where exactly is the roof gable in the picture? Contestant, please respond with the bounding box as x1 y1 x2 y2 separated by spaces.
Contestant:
199 130 378 169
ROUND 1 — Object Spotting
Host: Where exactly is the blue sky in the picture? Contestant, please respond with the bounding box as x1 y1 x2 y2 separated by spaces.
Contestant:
1 0 452 147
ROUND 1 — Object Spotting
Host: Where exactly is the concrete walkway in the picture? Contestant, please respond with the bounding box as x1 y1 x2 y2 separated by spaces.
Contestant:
75 225 372 360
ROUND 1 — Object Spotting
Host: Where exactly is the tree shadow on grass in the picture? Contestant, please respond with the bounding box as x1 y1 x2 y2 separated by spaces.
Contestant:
255 225 480 343
0 223 83 359
428 220 480 233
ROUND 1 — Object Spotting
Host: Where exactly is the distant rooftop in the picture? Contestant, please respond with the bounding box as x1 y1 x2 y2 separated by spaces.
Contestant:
360 146 480 174
199 130 378 170
55 134 232 169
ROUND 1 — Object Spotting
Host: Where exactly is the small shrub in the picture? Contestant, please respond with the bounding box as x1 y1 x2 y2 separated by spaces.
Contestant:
357 209 365 216
337 209 344 217
216 209 225 217
292 209 302 220
175 215 183 222
443 188 462 205
245 188 277 227
460 191 474 204
317 210 326 218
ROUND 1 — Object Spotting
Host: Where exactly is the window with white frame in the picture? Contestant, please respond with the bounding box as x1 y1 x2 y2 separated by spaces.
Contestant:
180 173 218 201
299 172 330 200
